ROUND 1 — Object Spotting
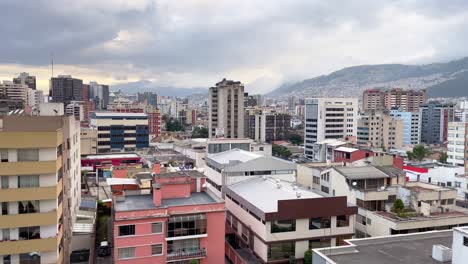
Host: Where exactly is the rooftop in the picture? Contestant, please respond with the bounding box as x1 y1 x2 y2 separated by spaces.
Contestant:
158 170 205 178
92 112 147 117
82 153 140 160
334 165 391 180
316 230 452 264
335 146 359 153
227 177 322 213
207 148 262 164
114 192 220 212
315 139 347 146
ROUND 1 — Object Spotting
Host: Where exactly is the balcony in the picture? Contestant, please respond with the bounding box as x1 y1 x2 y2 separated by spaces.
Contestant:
0 210 57 229
0 237 56 255
354 188 389 201
0 159 61 176
166 248 207 262
0 186 57 202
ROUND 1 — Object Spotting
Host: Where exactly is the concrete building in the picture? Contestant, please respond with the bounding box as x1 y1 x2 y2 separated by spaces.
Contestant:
420 101 457 144
137 92 158 107
385 88 427 112
27 89 44 108
224 177 357 263
0 115 81 264
65 101 84 121
146 106 162 137
0 95 24 114
113 171 225 264
38 103 65 116
362 89 386 111
0 81 28 103
389 109 420 146
50 75 83 104
13 72 36 90
357 111 404 150
89 81 109 110
447 122 468 175
90 112 149 153
209 79 245 138
306 139 346 162
80 128 98 155
313 228 468 264
245 110 291 143
204 149 296 198
304 98 358 159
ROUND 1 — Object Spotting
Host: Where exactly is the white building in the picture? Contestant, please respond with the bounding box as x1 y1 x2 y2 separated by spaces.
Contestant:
447 122 468 170
0 81 28 102
304 98 358 159
27 89 44 107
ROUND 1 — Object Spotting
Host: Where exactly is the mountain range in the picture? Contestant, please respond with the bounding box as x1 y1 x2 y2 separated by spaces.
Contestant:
267 57 468 98
110 80 206 97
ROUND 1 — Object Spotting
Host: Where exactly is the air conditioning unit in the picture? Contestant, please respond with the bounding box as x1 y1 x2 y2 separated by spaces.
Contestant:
432 244 452 262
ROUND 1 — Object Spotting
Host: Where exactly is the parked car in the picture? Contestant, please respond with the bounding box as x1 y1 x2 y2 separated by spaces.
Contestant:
98 241 111 257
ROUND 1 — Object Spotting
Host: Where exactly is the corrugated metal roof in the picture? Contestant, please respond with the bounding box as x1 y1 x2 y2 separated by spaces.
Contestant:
335 165 390 180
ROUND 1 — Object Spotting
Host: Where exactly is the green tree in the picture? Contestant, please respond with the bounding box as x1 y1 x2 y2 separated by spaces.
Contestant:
407 145 431 161
192 127 208 138
439 152 448 164
165 118 185 131
272 145 292 159
288 133 303 145
392 199 404 213
304 249 312 264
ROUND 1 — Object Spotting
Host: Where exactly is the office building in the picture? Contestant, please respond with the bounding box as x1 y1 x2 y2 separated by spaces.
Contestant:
13 72 36 90
50 75 83 104
244 93 260 107
113 171 225 264
389 109 420 146
224 177 357 263
0 81 28 103
0 95 23 114
27 89 44 108
447 122 468 174
90 112 149 153
209 78 245 138
362 88 427 112
304 98 358 159
420 101 456 144
0 115 81 264
137 92 158 107
357 111 404 150
65 101 84 121
245 110 291 143
89 81 109 109
146 106 162 137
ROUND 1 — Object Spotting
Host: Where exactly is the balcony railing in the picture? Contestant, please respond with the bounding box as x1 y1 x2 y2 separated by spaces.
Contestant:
166 248 207 262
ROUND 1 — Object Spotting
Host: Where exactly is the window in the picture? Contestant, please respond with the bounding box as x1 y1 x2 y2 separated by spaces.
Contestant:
313 176 320 185
19 226 40 240
2 229 10 241
271 220 296 233
321 185 329 194
167 239 200 254
268 242 295 261
309 217 331 229
17 175 39 188
18 201 40 214
336 215 349 227
151 244 163 256
464 236 468 247
3 255 10 264
309 238 331 249
17 149 39 161
167 214 207 238
118 225 135 236
118 247 135 259
1 202 7 215
1 176 8 189
0 149 8 162
152 222 163 234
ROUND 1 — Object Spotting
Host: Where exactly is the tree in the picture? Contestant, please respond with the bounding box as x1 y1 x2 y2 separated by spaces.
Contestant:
304 249 312 264
272 145 292 159
288 133 303 145
407 145 431 161
165 118 185 131
392 199 404 213
192 127 208 138
439 152 448 164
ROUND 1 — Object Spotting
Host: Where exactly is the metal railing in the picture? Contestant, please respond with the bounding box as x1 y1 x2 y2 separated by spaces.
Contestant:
166 248 207 262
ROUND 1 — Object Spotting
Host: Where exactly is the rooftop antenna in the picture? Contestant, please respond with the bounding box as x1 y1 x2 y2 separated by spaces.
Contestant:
51 52 54 78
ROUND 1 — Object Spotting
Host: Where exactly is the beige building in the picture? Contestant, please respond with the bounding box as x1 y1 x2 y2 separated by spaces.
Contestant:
357 110 404 150
0 81 28 103
80 128 98 155
362 88 427 112
209 78 245 138
0 115 81 264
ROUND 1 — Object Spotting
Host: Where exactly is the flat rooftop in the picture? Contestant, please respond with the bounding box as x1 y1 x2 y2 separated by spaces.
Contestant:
334 165 391 180
83 153 140 160
114 192 220 212
227 177 322 213
322 231 452 264
207 148 262 164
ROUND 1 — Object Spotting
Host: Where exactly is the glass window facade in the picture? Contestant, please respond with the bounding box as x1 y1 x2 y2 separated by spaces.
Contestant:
271 220 296 233
167 214 207 238
268 242 295 261
309 217 331 230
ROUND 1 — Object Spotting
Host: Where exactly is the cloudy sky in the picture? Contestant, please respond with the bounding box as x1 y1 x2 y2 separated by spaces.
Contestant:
1 0 468 94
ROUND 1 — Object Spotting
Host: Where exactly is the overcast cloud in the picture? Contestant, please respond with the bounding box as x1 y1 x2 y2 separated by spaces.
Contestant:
1 0 468 93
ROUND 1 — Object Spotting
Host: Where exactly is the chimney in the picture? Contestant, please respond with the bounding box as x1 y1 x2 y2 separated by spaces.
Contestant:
153 183 162 206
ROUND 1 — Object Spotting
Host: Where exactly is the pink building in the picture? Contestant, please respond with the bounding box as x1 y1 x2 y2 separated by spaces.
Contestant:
113 171 226 264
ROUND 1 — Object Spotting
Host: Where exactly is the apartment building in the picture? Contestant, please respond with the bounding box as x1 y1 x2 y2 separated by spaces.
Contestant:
50 75 83 104
208 78 245 138
245 110 291 143
90 112 149 153
420 101 456 144
362 88 427 112
89 81 109 110
204 148 296 197
224 177 357 263
0 115 81 264
0 81 28 103
389 109 420 146
80 128 98 155
113 171 225 264
13 72 36 90
27 89 44 108
357 111 404 150
304 98 358 160
447 122 468 175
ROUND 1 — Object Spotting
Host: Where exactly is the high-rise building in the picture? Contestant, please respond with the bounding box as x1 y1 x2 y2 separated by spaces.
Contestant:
0 115 81 263
419 101 456 144
389 109 420 146
90 112 149 153
82 84 90 101
27 89 44 108
0 95 24 114
50 75 83 104
0 81 28 103
288 96 297 111
357 110 404 150
89 82 109 110
304 98 358 159
13 72 36 90
447 122 468 174
208 78 245 138
146 106 162 137
245 110 291 143
362 88 427 112
137 92 158 107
